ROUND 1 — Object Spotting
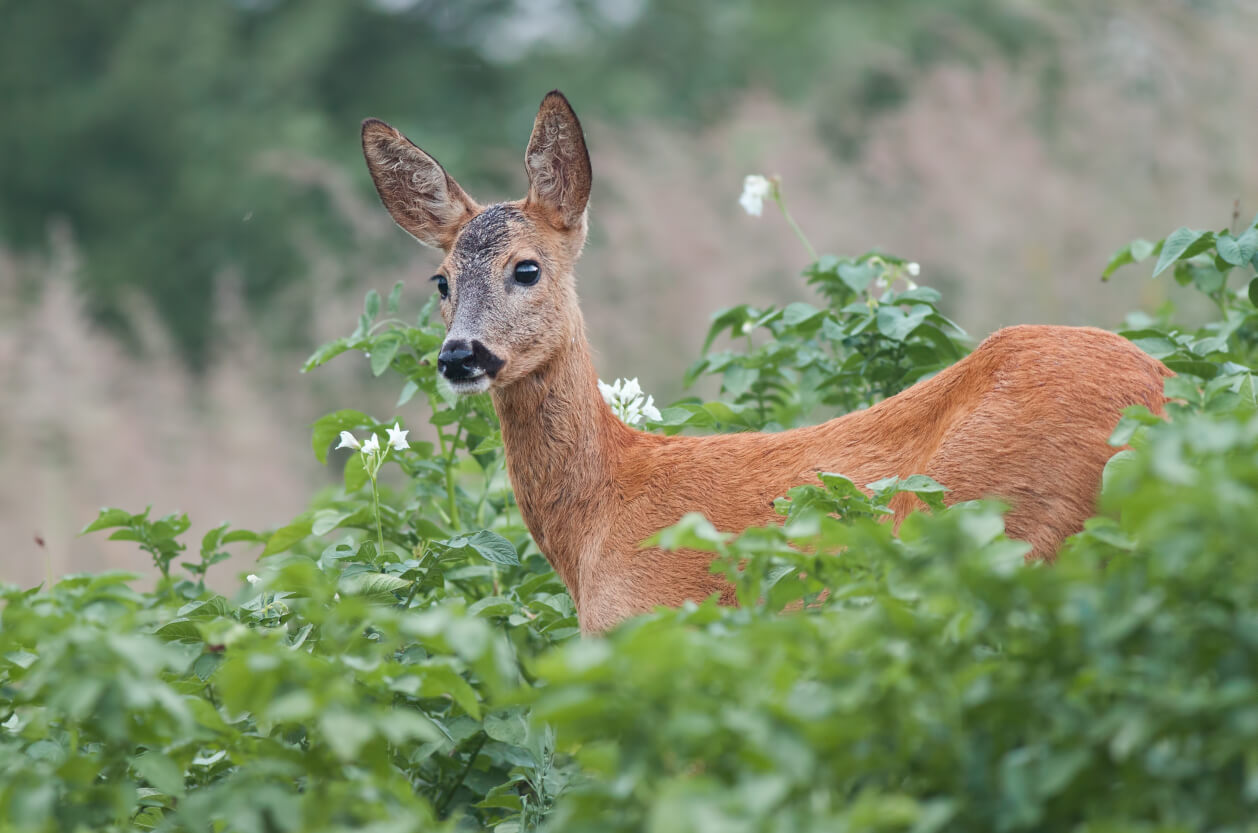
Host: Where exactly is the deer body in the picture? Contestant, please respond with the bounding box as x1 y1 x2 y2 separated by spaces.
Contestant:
361 91 1171 633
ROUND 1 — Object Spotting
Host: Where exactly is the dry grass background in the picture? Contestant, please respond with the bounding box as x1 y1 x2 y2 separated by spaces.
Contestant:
3 1 1255 587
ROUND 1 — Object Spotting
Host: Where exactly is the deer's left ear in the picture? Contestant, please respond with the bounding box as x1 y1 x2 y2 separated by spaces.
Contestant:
361 119 479 251
524 90 592 231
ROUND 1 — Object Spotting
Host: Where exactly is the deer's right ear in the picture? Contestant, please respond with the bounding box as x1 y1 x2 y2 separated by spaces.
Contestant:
524 91 592 232
361 119 479 251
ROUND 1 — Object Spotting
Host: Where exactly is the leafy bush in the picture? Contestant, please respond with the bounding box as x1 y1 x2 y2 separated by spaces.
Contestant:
2 210 1257 832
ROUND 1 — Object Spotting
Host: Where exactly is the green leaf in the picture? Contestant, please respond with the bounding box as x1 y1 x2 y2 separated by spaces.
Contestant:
370 335 401 376
311 509 353 537
484 708 529 746
1236 227 1258 263
397 380 419 407
302 337 351 372
1249 277 1258 308
782 301 822 327
393 666 482 718
386 280 404 313
364 289 381 320
344 451 368 492
131 751 186 797
319 709 376 761
837 261 876 292
1216 232 1246 266
1152 227 1212 277
467 530 519 566
876 306 930 341
261 515 314 557
154 619 203 643
221 529 263 545
81 507 137 535
192 652 224 682
311 409 372 464
339 572 411 601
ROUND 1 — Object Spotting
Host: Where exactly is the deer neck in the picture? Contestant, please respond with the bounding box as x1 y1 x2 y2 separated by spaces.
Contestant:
490 326 627 596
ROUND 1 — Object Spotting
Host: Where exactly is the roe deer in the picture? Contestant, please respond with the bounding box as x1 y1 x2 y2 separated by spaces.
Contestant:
361 90 1171 633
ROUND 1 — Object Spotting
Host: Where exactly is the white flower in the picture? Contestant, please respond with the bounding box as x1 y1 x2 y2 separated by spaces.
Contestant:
335 431 361 451
361 434 380 455
599 377 662 426
739 174 773 217
246 574 259 585
386 422 410 451
906 262 921 277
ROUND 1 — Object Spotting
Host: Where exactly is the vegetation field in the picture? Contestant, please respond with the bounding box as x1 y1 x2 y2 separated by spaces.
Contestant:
3 210 1258 832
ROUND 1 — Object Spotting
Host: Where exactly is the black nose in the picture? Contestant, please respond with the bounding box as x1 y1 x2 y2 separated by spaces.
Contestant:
438 340 477 380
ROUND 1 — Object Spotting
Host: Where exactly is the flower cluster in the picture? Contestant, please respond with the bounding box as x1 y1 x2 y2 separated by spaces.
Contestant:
337 423 410 457
598 377 662 426
873 260 922 292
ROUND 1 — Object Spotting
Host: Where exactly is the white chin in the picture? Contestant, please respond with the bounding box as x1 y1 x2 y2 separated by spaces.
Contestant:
448 374 491 395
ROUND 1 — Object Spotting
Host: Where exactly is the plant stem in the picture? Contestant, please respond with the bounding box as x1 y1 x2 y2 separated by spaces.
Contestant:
445 426 461 530
773 191 817 262
369 472 385 559
437 732 487 817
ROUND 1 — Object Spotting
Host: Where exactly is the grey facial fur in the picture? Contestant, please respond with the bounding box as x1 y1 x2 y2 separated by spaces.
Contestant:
444 203 522 346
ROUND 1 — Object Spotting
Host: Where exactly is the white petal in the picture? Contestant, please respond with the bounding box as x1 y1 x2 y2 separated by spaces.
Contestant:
246 574 259 585
335 431 361 450
744 174 772 198
361 434 380 454
386 422 410 451
642 397 662 422
906 262 921 277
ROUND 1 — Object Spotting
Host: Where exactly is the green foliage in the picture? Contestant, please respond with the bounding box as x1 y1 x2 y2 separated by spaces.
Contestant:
671 254 966 432
5 207 1258 830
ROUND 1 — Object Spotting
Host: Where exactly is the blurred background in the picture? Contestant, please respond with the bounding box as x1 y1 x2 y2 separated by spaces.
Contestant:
2 0 1255 586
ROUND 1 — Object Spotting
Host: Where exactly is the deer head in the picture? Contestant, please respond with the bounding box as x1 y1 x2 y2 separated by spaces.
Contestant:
361 91 593 393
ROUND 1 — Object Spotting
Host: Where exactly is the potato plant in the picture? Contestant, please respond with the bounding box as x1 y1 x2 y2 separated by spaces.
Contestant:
2 211 1257 832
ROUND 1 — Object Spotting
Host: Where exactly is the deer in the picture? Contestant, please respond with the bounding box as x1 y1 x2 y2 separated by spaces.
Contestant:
360 90 1171 633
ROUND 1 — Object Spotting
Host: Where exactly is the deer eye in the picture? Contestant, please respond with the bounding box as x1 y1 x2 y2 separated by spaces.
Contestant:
432 275 448 299
513 260 541 286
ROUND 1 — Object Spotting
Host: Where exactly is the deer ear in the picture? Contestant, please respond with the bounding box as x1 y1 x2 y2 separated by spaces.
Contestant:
361 119 479 251
524 91 592 231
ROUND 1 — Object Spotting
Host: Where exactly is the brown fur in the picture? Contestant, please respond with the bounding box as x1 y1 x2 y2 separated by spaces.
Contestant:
362 91 1172 633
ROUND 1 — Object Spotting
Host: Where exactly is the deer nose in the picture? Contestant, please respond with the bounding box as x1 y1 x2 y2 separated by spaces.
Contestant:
438 340 478 380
